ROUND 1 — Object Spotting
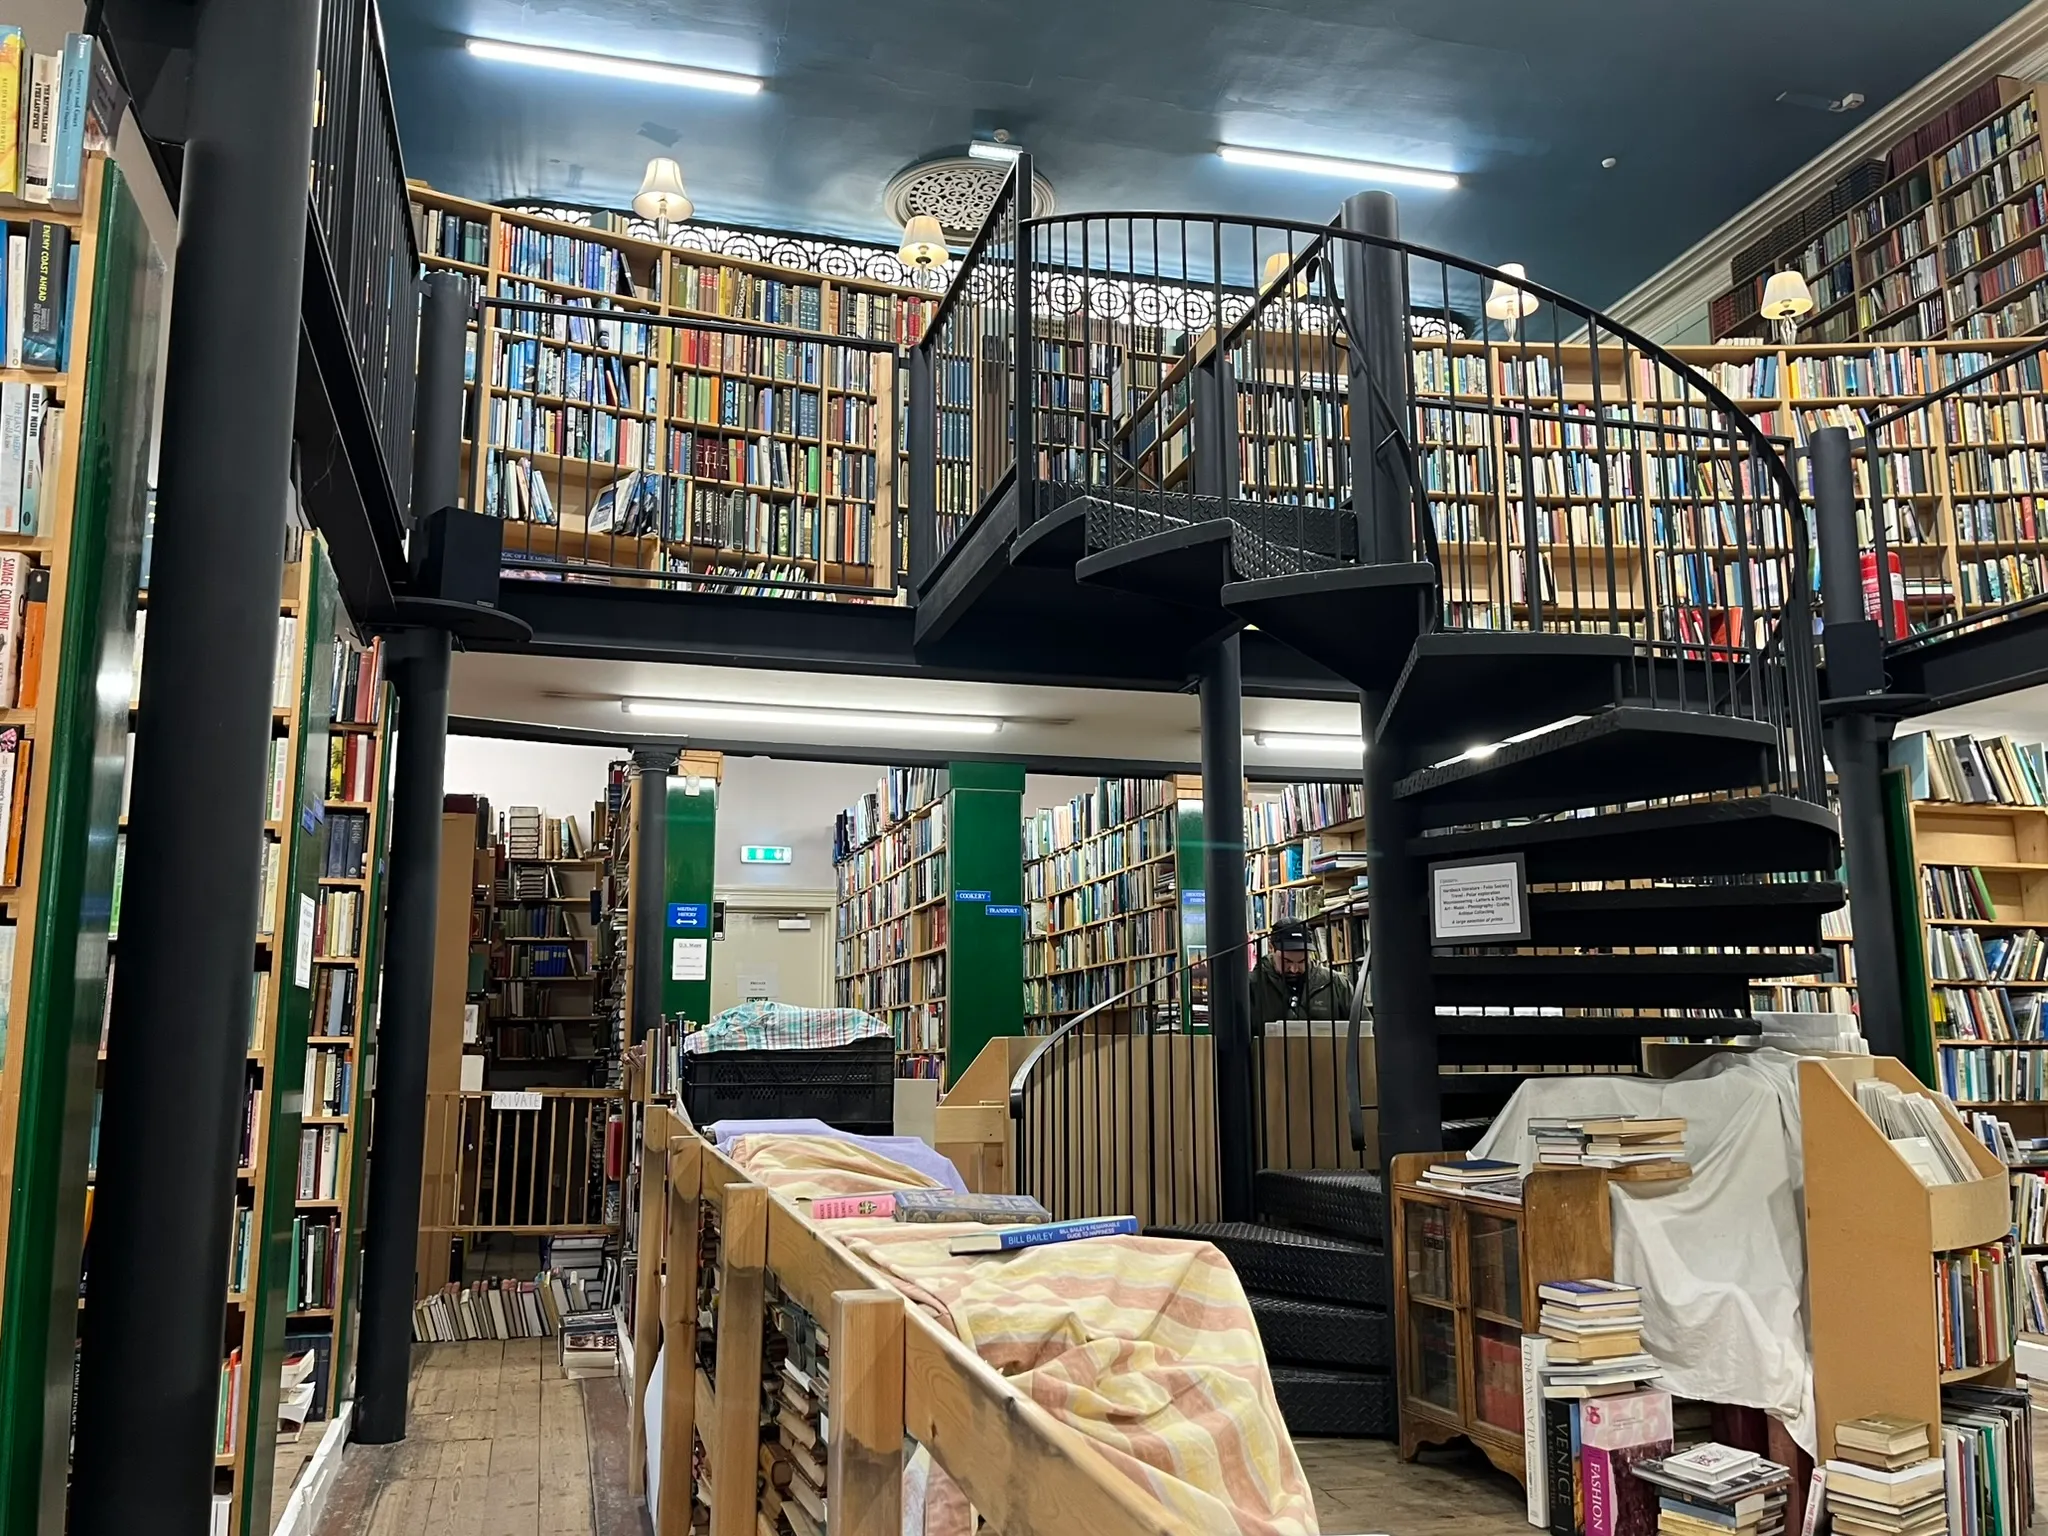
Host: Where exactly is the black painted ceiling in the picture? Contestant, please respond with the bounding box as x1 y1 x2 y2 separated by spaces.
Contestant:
382 0 2026 309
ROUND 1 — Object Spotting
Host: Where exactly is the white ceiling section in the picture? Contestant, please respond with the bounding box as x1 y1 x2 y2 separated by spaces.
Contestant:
450 651 1364 774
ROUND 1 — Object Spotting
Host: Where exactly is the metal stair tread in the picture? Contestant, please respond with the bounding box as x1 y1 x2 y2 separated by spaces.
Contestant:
1220 561 1438 695
1255 1168 1385 1243
1521 881 1845 946
1395 707 1779 822
1247 1294 1392 1370
1431 949 1829 1009
1410 795 1840 881
1148 1221 1386 1307
1268 1364 1398 1437
1379 630 1639 762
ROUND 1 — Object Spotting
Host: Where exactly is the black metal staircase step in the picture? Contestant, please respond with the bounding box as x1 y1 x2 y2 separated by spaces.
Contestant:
1525 882 1844 948
1255 1169 1384 1243
1435 1015 1756 1042
1430 951 1828 1010
1074 519 1244 637
1394 708 1779 824
1269 1365 1398 1437
1379 631 1639 761
1221 562 1439 694
1411 795 1839 881
1006 494 1093 568
1146 1221 1385 1308
1248 1295 1392 1370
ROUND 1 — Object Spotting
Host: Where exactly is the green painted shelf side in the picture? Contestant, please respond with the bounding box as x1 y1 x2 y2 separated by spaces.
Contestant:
327 682 396 1426
662 777 718 1027
945 769 1025 1087
1886 766 1940 1089
1174 797 1208 1033
0 162 160 1536
239 544 340 1536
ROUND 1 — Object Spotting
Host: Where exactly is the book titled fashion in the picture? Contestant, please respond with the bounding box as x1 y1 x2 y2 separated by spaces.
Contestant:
947 1215 1136 1255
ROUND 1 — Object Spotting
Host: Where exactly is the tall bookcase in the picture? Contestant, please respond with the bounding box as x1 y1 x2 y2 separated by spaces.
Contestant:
1020 775 1204 1032
832 763 1024 1082
1245 782 1368 954
1712 76 2048 345
409 185 932 597
0 155 166 1536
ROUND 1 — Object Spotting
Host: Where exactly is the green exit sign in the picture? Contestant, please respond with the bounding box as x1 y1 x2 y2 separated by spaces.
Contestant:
740 845 793 864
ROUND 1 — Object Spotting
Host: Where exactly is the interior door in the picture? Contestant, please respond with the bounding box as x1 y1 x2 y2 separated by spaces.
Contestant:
709 906 832 1013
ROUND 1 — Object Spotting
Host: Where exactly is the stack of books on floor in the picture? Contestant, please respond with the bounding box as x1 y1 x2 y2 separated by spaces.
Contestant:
559 1309 618 1378
1941 1384 2035 1536
765 1291 830 1536
1631 1445 1790 1536
1532 1116 1690 1176
543 1233 617 1310
411 1271 587 1341
1538 1278 1663 1396
1417 1157 1523 1204
1824 1417 1945 1536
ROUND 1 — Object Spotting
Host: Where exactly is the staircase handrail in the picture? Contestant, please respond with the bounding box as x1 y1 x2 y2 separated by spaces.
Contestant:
1006 951 1209 1123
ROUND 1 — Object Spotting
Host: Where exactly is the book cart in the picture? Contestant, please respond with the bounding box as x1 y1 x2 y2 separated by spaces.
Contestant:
624 1101 1187 1536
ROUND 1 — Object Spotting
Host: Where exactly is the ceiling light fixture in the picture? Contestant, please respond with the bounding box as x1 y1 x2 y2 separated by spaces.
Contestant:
464 38 764 95
620 698 1003 735
1218 144 1457 191
967 132 1023 163
1248 731 1363 755
897 213 950 270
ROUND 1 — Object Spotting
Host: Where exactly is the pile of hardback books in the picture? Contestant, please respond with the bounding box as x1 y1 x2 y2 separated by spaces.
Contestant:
1824 1416 1944 1536
1532 1116 1689 1175
1631 1443 1791 1536
1539 1279 1663 1396
1417 1157 1524 1204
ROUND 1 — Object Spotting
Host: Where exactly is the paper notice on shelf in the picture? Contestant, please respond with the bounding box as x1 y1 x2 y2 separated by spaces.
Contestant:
673 937 708 982
294 893 316 988
738 965 775 1002
1429 854 1528 943
490 1091 542 1111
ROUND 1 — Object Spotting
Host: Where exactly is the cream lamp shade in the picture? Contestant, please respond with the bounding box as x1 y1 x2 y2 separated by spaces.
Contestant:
1760 269 1815 343
1261 250 1312 296
898 214 950 270
633 157 693 225
1485 262 1540 337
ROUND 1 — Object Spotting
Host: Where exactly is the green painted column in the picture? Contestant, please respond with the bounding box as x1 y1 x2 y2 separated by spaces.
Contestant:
944 761 1025 1087
1174 794 1209 1031
661 769 719 1028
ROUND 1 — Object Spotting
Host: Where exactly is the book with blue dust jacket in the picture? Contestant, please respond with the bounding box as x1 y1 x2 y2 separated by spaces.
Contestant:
947 1215 1137 1255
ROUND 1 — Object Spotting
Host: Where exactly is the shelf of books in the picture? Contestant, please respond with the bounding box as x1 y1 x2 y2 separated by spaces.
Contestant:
1801 1056 2017 1470
1020 775 1203 1033
481 806 614 1090
0 150 170 1536
1246 780 1369 957
1712 76 2048 346
1895 727 2048 1343
831 762 1023 1083
409 184 932 601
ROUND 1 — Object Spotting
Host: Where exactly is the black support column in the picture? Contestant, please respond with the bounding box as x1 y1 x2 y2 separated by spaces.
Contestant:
1199 636 1257 1222
1342 188 1441 1163
906 346 936 590
71 2 320 1529
1811 425 1909 1059
631 748 672 1045
354 270 471 1445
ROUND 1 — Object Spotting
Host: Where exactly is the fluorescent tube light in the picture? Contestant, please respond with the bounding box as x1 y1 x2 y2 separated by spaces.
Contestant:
1248 731 1363 755
1217 144 1457 191
621 698 1002 735
464 38 764 95
967 140 1023 163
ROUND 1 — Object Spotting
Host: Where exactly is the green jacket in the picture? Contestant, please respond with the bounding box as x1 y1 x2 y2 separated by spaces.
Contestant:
1248 955 1355 1028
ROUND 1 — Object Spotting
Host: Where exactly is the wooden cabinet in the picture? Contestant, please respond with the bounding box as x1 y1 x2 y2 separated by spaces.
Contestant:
1391 1152 1617 1484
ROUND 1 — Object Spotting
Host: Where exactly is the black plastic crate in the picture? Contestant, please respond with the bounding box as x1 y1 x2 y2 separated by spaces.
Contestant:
681 1037 896 1134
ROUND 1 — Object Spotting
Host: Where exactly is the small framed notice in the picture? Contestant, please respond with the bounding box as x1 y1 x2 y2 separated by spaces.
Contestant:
490 1091 542 1111
672 936 709 982
1429 853 1529 943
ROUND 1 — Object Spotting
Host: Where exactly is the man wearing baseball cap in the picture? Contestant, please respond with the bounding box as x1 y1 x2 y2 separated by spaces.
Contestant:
1249 916 1354 1029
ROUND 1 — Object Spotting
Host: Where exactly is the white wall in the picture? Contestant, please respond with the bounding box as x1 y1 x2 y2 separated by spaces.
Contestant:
443 736 617 842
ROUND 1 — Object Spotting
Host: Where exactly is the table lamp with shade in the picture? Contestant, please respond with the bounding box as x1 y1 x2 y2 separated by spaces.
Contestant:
1760 269 1815 344
898 214 950 271
634 156 693 240
1485 262 1540 341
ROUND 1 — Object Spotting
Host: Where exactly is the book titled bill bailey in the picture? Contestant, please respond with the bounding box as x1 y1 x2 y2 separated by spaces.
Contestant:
947 1215 1138 1255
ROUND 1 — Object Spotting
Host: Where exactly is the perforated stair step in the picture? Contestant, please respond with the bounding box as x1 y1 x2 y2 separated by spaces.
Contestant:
1255 1169 1385 1243
1411 795 1839 882
1270 1365 1398 1437
1147 1221 1385 1307
1248 1294 1391 1370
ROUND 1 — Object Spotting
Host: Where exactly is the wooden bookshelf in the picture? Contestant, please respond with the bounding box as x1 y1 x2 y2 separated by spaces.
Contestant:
1246 781 1368 949
1020 775 1203 1032
831 763 1023 1083
1801 1055 2015 1462
408 185 933 599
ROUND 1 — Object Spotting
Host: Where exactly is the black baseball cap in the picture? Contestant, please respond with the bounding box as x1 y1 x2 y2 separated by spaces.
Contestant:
1271 918 1312 952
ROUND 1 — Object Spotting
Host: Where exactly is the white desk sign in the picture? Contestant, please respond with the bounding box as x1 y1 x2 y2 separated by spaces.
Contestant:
490 1091 543 1111
1429 854 1530 943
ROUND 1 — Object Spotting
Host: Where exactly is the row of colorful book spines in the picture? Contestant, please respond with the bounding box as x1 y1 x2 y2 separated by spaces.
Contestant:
1021 785 1173 855
488 311 881 389
833 956 945 1011
672 272 931 345
1023 825 1173 884
1033 880 1172 931
1031 913 1180 973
